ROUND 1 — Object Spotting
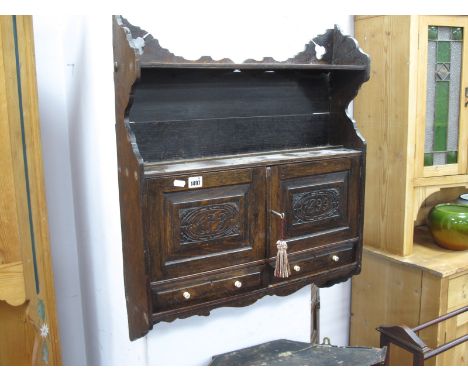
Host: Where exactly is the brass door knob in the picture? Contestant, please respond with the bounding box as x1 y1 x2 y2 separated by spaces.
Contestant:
183 291 191 300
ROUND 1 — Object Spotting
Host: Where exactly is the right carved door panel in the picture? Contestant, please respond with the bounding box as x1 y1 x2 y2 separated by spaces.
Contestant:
268 156 361 258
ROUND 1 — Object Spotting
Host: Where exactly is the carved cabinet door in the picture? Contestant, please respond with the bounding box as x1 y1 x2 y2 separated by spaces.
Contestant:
145 167 266 281
268 156 361 258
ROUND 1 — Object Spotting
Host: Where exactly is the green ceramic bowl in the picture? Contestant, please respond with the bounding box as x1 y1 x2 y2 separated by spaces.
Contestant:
427 203 468 251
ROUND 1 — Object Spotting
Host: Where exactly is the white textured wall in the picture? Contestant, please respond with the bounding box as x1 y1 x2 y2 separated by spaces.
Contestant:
33 17 87 365
34 8 353 365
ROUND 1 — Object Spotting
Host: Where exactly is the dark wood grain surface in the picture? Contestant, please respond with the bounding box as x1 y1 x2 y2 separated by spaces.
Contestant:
210 339 386 366
113 16 151 340
113 15 370 339
144 168 266 280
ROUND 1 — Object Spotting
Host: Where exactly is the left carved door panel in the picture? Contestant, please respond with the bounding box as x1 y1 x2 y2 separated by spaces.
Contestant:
145 167 266 280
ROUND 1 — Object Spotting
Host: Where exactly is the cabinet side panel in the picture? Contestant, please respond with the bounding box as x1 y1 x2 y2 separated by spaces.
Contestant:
439 274 467 365
113 16 150 340
354 16 413 255
419 272 445 366
350 250 422 365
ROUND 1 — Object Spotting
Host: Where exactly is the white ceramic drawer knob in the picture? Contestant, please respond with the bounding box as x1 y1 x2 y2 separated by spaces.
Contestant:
183 291 191 300
293 265 301 272
234 280 242 288
332 255 340 262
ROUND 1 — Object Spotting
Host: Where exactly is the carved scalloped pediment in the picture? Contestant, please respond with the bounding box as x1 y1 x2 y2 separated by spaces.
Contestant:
119 16 369 68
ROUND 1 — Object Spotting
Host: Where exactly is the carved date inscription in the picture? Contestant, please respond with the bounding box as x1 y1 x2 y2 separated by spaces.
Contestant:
292 188 341 224
179 202 240 244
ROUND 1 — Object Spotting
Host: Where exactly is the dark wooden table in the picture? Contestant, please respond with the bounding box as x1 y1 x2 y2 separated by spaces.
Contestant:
210 339 387 366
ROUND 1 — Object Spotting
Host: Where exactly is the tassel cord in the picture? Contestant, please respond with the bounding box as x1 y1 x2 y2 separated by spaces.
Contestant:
273 212 290 278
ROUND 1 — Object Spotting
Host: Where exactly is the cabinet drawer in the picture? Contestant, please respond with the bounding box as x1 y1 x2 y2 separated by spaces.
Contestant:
152 267 264 311
268 242 356 282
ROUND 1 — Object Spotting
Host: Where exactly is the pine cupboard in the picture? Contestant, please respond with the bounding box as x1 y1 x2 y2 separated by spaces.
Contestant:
350 15 468 366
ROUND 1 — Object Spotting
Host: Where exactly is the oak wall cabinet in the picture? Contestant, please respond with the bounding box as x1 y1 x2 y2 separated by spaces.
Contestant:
350 15 468 365
113 16 370 340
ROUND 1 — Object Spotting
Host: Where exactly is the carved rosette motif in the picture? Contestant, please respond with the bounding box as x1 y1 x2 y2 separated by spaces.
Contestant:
179 203 240 244
292 188 341 224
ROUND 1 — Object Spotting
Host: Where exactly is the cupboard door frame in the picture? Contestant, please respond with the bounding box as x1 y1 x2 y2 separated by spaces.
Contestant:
268 156 361 257
145 167 266 281
415 16 468 179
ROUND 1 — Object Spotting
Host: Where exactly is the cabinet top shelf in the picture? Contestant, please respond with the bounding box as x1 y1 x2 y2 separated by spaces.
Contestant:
143 146 362 176
116 16 370 72
139 63 368 71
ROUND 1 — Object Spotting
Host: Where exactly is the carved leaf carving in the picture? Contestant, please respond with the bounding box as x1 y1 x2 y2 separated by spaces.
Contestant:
179 203 240 244
292 188 341 224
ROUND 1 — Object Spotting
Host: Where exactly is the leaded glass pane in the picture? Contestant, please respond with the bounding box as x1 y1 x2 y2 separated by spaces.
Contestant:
433 152 446 165
437 41 450 62
425 41 436 153
429 26 438 40
447 151 458 164
436 63 450 80
438 27 451 40
424 25 463 167
448 38 462 152
451 27 463 41
434 81 449 151
424 153 434 166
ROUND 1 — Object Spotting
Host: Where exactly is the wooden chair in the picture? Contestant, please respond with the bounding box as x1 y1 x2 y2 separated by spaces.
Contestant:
377 305 468 365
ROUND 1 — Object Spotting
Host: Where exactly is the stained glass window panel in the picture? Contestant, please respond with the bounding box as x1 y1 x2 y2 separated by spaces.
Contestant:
424 25 463 166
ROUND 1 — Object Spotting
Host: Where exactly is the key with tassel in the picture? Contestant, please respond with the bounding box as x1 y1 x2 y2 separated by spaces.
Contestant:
271 210 290 278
